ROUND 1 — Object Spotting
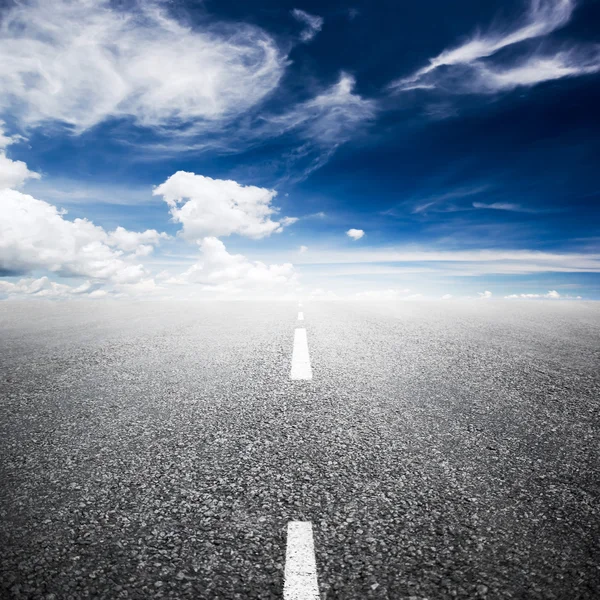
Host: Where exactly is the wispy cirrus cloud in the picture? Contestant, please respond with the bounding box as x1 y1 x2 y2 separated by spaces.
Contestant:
259 73 377 181
472 201 553 213
390 0 599 94
0 0 285 134
410 185 490 214
470 49 600 92
0 1 373 158
291 9 324 42
0 0 378 183
263 73 376 147
292 248 600 275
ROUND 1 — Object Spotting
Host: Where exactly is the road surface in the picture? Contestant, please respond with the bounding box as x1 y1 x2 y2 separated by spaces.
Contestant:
1 300 599 599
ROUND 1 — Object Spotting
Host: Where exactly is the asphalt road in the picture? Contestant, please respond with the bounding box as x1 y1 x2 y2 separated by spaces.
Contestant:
0 300 599 600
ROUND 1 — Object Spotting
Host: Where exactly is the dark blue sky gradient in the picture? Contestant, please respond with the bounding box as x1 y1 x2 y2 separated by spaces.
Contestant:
4 0 600 298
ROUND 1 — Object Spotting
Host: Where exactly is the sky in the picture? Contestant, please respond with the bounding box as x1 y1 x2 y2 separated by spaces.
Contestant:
1 0 599 301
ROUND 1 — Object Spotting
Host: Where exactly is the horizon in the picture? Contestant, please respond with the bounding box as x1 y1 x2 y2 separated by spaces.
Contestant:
1 0 600 300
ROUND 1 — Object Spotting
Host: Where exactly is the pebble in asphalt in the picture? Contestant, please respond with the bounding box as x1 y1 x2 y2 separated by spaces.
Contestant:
0 300 599 599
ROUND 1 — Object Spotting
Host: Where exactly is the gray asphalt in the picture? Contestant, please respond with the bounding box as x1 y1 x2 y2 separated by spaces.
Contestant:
0 300 599 600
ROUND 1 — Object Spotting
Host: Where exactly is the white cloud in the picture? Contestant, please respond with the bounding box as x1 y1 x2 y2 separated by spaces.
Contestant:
107 226 169 257
291 9 324 42
472 50 600 92
0 275 169 300
264 73 376 146
473 201 527 212
154 171 294 241
400 0 574 82
0 188 166 282
0 151 40 190
299 245 308 253
0 122 40 189
0 276 96 298
410 184 489 213
0 127 168 297
292 248 600 274
390 0 599 94
168 237 297 295
346 228 365 240
441 293 453 299
504 289 566 298
0 0 285 133
0 122 21 151
478 290 493 299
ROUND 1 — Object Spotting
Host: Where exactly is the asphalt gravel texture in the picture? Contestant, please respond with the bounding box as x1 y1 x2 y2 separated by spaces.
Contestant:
0 300 599 600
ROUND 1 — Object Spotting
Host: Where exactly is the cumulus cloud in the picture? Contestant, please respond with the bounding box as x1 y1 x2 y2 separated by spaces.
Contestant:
346 228 365 240
154 171 294 241
107 227 169 257
168 237 297 295
0 0 285 133
291 9 324 42
0 188 166 282
478 290 493 299
0 151 40 190
299 245 308 253
441 293 453 299
0 122 40 189
390 0 599 94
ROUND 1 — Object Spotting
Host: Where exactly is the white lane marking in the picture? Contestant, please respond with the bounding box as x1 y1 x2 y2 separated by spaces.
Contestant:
298 312 304 321
291 328 312 380
284 522 320 600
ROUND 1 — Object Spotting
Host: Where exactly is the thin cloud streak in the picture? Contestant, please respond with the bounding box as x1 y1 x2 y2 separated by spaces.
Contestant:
472 201 554 213
291 9 324 42
390 0 599 94
472 49 600 92
261 73 376 147
291 248 600 274
410 185 490 214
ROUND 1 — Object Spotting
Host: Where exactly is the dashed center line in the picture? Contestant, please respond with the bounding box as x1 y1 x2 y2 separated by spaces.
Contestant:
290 328 312 380
298 312 304 321
284 521 320 600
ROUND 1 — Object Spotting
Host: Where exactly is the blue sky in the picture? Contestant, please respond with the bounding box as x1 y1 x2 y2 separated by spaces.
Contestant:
1 0 599 300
